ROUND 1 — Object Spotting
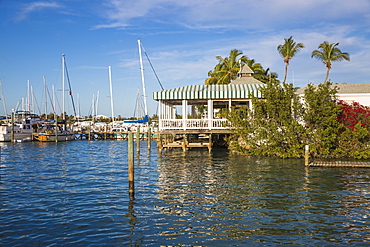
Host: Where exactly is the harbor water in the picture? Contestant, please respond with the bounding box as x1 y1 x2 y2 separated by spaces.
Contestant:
0 141 369 246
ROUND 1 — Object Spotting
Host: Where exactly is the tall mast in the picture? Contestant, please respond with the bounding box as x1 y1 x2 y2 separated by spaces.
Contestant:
96 90 100 118
108 66 115 123
0 80 8 119
52 85 57 122
138 39 148 116
27 80 30 112
62 54 65 120
43 76 47 116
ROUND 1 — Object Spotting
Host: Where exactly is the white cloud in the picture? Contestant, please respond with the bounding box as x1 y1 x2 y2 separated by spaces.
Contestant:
96 0 370 31
14 1 62 21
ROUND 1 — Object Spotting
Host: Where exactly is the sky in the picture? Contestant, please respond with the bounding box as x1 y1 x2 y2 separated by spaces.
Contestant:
1 0 370 118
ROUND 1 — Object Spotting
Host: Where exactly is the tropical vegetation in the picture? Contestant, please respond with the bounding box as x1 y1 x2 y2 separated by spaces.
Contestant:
205 49 278 85
206 39 368 159
222 80 369 159
277 36 305 83
311 41 350 83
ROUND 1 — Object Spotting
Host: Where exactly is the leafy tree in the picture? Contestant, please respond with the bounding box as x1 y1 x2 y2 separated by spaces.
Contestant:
206 50 279 85
303 81 341 157
277 36 305 83
223 80 306 157
311 41 350 83
253 67 279 84
205 49 248 85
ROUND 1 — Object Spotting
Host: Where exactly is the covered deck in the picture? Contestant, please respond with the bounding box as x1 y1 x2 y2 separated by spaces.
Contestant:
153 83 264 133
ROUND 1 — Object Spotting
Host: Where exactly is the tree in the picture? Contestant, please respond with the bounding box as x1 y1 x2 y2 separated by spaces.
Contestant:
205 49 248 85
223 80 306 158
303 81 341 157
277 36 305 83
311 41 350 83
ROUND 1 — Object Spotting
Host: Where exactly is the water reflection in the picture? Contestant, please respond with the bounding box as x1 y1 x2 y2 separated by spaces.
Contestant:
0 142 369 246
155 149 370 245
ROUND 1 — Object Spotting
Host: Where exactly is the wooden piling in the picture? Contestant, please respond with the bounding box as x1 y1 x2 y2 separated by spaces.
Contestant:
128 132 135 200
136 126 140 152
305 145 309 166
147 127 151 150
11 110 15 143
158 134 163 151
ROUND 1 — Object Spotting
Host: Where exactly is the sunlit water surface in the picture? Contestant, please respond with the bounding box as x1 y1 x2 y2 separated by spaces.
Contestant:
0 141 369 246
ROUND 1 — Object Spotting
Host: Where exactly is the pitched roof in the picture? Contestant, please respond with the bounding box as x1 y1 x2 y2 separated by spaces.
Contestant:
231 76 265 85
296 83 370 94
231 63 264 85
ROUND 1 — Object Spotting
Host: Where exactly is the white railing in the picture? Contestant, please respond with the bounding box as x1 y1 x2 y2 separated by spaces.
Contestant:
160 119 228 130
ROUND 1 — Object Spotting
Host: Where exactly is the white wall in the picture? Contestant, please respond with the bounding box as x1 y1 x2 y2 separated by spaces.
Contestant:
337 94 370 107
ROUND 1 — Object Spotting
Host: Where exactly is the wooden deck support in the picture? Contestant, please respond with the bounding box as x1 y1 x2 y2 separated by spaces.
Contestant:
161 132 220 152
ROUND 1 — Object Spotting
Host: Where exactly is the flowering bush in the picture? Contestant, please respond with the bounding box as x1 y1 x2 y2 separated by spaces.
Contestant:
337 100 370 130
336 100 370 159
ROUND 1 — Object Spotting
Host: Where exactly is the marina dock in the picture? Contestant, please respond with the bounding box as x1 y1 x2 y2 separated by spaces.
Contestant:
307 161 370 168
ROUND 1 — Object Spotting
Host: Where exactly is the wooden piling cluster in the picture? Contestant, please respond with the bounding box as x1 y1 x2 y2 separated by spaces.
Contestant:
155 132 216 153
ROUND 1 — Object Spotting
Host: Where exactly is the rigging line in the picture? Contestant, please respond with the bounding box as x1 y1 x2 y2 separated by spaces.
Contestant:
140 43 165 91
31 88 42 117
45 85 57 115
64 59 77 117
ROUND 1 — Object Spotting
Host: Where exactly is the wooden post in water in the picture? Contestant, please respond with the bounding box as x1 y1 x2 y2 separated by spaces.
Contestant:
305 145 309 166
136 126 140 152
11 110 15 143
158 133 163 151
128 132 135 200
55 122 58 143
147 127 151 150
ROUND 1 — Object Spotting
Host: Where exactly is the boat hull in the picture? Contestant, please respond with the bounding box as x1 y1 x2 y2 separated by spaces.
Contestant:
33 133 75 142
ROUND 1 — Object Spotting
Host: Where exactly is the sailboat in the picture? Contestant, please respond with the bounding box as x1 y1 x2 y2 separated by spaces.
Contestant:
33 54 75 142
124 39 149 126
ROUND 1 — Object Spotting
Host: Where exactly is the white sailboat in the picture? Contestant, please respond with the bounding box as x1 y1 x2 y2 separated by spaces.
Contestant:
33 54 75 142
123 39 149 125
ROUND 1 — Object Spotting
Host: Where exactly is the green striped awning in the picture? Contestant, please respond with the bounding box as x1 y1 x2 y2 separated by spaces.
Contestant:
153 84 264 101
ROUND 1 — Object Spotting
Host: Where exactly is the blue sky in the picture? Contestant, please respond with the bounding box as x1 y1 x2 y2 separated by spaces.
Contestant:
1 0 370 118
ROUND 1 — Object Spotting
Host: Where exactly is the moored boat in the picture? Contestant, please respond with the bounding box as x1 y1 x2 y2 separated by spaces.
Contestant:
0 111 40 142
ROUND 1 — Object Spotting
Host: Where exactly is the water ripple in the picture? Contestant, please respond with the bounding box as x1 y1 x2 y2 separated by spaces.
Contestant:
1 143 369 246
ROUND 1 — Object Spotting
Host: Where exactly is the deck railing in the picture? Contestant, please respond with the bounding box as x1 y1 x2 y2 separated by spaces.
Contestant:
160 118 228 130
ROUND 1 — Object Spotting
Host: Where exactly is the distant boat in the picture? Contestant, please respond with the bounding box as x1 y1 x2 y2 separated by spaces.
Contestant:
0 111 39 142
33 121 75 142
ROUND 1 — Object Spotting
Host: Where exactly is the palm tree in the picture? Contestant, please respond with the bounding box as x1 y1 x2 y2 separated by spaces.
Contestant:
311 41 350 83
277 36 305 84
205 49 248 85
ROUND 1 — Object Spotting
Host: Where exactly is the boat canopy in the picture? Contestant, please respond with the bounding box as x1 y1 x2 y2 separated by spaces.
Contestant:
124 115 149 124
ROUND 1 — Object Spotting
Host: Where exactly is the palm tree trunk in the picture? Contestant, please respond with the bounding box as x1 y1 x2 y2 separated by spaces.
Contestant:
283 63 289 83
324 68 330 83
